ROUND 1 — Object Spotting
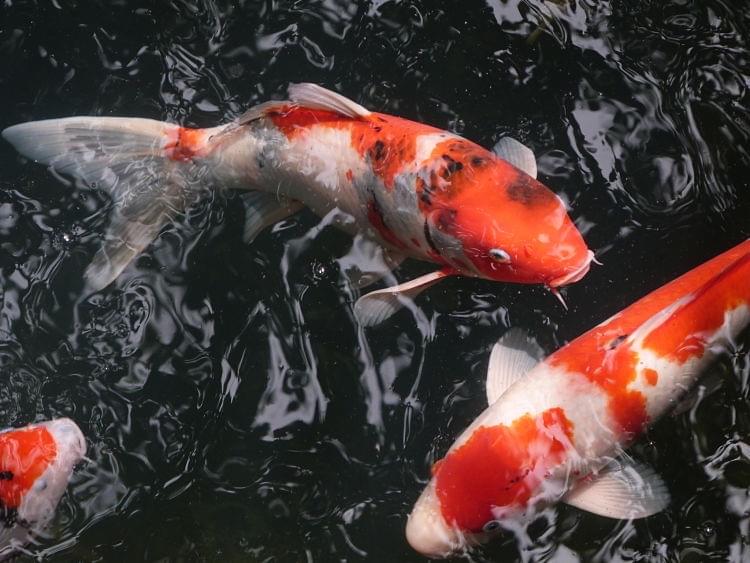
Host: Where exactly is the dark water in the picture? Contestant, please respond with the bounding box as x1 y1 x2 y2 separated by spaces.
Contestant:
0 0 749 560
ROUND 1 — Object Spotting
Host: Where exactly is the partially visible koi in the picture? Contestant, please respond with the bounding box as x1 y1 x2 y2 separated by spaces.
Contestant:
0 418 86 554
2 84 592 324
407 239 750 557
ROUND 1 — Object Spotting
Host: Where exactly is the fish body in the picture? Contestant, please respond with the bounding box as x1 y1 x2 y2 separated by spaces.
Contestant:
407 239 750 556
2 84 592 324
0 418 86 553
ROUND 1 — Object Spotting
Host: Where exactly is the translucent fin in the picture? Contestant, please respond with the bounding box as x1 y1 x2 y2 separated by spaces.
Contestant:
486 329 544 404
492 137 537 179
241 191 303 244
288 83 371 119
237 101 290 126
564 459 670 519
2 117 215 290
339 235 406 289
354 268 452 327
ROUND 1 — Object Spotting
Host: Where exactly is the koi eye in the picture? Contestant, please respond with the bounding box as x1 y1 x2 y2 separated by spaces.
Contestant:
489 248 511 264
482 520 502 533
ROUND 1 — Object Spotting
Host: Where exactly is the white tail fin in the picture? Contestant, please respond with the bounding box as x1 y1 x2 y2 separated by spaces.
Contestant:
2 117 218 290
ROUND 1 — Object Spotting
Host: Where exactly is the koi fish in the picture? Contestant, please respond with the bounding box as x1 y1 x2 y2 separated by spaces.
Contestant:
2 84 592 325
0 418 86 553
407 238 750 556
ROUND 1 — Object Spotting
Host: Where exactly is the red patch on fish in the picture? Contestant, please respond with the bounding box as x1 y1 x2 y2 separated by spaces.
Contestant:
268 106 353 137
642 252 750 362
165 127 206 162
269 107 442 190
0 427 57 509
643 368 658 386
434 408 573 532
549 239 750 438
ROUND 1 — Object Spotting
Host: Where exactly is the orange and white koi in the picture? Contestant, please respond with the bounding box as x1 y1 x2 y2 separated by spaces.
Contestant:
407 239 750 557
2 84 592 324
0 418 86 553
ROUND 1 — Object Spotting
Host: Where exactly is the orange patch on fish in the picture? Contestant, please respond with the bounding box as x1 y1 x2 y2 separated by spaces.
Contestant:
642 252 750 363
165 127 207 162
550 333 647 436
643 368 658 386
434 408 573 532
0 427 57 509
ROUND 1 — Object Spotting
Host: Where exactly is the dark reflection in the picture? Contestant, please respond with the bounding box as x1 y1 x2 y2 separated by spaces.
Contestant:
0 0 749 560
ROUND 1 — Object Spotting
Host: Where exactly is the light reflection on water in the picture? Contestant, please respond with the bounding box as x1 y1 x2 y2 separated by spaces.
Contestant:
0 0 749 560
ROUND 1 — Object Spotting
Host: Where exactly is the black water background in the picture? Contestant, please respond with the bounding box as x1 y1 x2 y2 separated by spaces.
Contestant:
0 0 749 560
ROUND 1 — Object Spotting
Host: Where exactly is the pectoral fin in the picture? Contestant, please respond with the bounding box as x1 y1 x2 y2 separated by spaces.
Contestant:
486 329 544 404
354 268 453 327
241 191 303 244
492 137 537 179
564 459 670 519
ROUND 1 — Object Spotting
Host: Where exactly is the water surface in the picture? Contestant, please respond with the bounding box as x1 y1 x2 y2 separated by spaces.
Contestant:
0 0 749 560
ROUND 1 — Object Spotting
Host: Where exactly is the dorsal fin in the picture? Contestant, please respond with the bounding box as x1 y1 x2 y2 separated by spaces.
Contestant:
288 83 371 119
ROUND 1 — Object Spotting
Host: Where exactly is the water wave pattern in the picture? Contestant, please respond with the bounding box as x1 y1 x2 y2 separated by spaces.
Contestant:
0 0 748 560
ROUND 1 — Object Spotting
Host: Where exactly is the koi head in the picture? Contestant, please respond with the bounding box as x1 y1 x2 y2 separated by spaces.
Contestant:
0 419 85 537
406 407 574 557
424 164 592 291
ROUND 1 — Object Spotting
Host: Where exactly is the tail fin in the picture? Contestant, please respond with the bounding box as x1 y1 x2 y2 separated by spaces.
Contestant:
2 117 218 290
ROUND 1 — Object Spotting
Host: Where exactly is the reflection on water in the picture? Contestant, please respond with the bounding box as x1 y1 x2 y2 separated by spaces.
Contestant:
0 0 748 560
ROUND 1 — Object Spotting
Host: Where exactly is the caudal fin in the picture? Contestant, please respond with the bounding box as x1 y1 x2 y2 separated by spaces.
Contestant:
2 117 220 290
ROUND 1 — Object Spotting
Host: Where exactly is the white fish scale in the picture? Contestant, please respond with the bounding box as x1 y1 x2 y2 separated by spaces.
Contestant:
448 365 616 462
415 132 457 162
279 127 368 218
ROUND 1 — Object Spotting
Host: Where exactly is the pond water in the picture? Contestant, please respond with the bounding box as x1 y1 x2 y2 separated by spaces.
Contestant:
0 0 749 560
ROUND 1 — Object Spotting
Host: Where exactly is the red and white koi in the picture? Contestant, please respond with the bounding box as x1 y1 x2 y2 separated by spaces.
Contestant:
407 239 750 557
2 84 592 324
0 418 86 553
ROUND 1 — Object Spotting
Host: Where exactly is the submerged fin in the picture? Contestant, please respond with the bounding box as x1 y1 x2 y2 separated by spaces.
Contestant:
564 458 670 519
354 268 452 327
670 368 722 417
492 137 537 179
339 235 406 289
241 191 303 244
2 117 220 290
288 83 371 119
486 329 544 404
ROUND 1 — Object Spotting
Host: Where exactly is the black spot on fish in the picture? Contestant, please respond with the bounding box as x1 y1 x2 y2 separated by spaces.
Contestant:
608 335 628 350
420 190 432 206
371 140 386 161
0 500 16 528
436 208 457 231
507 174 555 207
471 156 485 167
424 219 439 254
373 126 382 132
441 155 463 177
0 472 13 481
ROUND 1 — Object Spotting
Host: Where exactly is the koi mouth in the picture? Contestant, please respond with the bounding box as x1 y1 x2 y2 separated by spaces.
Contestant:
547 250 595 288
